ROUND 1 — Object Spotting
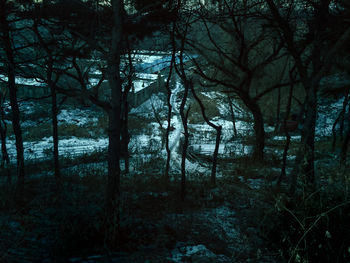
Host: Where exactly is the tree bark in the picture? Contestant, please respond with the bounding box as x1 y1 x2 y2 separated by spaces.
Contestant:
105 0 123 246
241 93 265 160
48 63 61 181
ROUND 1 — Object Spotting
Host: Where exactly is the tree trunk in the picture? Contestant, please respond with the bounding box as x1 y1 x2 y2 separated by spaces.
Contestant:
105 0 123 247
227 95 237 138
291 85 317 193
191 84 222 185
275 86 281 133
0 95 9 168
165 77 172 179
241 94 265 160
0 4 25 184
47 62 61 182
122 100 129 173
279 78 294 184
179 80 190 201
340 103 350 162
165 23 176 179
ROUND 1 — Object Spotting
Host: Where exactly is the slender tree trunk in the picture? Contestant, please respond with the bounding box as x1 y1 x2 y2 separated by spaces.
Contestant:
0 5 25 184
275 86 281 133
33 19 61 182
179 81 190 201
123 38 134 174
49 71 60 181
241 94 265 160
340 103 350 163
227 95 237 138
105 0 123 246
0 95 9 168
121 99 129 173
191 84 222 185
339 88 349 140
165 23 177 179
291 84 317 193
332 114 341 152
279 76 294 184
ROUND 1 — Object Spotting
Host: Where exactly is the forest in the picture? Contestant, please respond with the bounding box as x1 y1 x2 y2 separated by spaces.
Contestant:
0 0 350 262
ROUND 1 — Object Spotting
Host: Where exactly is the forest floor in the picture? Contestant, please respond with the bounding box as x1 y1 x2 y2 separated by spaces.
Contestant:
0 162 283 263
0 141 347 263
0 83 349 262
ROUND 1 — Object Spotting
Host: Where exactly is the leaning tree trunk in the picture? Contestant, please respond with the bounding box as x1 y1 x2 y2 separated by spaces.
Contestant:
241 93 265 160
191 84 222 185
105 0 123 247
0 6 25 183
179 80 190 201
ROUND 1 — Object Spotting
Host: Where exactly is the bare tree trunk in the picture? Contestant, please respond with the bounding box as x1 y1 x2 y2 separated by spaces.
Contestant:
179 80 190 201
279 70 295 185
33 19 61 182
105 0 123 247
191 84 222 186
290 84 317 193
241 93 265 160
164 22 177 179
0 4 25 185
48 64 61 182
121 100 129 173
275 86 281 133
227 95 237 138
340 103 350 163
0 94 9 168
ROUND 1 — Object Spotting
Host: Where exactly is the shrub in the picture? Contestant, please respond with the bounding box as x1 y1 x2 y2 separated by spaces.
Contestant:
261 185 350 263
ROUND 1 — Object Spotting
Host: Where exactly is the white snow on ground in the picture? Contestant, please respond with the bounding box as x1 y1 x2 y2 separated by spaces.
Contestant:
135 73 159 80
132 79 155 92
316 97 345 139
0 74 46 86
133 54 164 64
272 135 301 141
5 137 108 162
189 143 252 156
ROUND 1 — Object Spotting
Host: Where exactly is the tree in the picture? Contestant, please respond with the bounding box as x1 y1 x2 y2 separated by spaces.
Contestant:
191 83 222 185
31 16 63 183
186 0 288 160
0 0 25 187
265 0 350 189
0 86 10 169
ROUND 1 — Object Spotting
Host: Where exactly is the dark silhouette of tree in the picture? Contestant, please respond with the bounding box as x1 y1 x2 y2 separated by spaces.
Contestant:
0 87 9 169
190 83 222 185
0 0 25 187
265 0 350 190
187 2 288 160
